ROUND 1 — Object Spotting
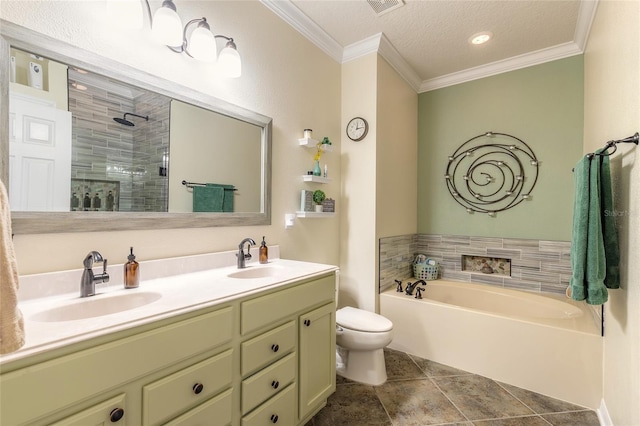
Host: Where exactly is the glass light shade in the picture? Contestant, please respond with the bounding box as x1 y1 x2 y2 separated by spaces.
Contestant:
189 25 217 62
152 4 183 46
218 44 242 78
107 0 144 29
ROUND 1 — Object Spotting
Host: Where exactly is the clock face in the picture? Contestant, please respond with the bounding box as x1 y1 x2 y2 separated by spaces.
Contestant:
347 117 368 141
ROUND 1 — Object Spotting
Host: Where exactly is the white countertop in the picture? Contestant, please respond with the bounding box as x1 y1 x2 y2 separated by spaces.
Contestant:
2 249 338 365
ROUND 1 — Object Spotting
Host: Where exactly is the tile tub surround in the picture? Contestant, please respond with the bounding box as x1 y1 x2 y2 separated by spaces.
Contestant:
308 348 600 426
379 234 572 296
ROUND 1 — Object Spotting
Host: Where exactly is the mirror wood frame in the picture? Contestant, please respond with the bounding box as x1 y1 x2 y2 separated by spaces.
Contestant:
0 21 272 234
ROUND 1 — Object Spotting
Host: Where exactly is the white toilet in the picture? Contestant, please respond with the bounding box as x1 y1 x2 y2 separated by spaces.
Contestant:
335 306 394 386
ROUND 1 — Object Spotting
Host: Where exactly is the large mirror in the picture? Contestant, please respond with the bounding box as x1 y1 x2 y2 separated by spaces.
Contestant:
1 21 272 234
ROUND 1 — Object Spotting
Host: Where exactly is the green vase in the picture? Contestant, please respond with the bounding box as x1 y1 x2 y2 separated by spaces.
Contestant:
313 160 322 176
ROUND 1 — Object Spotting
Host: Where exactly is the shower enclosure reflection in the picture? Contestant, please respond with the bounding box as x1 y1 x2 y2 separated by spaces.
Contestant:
67 66 172 213
9 46 263 214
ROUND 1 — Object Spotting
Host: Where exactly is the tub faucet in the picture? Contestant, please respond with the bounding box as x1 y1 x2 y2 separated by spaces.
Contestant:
80 251 109 297
395 279 403 292
405 279 427 296
415 287 425 299
236 238 256 269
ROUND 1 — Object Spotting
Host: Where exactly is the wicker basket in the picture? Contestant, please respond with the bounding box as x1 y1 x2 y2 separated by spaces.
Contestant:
413 255 439 280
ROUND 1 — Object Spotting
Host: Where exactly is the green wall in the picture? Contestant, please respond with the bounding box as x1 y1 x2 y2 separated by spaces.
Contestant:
418 56 584 241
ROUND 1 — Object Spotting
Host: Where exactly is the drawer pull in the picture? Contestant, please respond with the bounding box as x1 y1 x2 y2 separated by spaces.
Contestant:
271 344 279 352
110 408 125 423
192 383 204 394
304 319 311 327
271 380 279 389
270 414 279 423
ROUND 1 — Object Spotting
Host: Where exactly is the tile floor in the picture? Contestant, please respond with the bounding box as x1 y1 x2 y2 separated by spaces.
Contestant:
308 348 601 426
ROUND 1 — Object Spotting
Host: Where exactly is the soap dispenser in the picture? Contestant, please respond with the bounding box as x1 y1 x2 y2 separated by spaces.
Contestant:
124 247 139 289
259 236 268 264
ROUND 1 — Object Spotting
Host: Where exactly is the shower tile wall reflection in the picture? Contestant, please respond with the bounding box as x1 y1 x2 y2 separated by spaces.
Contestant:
68 72 170 212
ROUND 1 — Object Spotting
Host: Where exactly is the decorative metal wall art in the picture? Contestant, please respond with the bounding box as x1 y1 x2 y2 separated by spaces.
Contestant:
444 132 539 217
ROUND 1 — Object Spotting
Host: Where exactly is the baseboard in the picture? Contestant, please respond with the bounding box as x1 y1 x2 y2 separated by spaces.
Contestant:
597 398 613 426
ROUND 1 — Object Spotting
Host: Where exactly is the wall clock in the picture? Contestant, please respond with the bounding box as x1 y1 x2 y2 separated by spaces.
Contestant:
346 117 368 141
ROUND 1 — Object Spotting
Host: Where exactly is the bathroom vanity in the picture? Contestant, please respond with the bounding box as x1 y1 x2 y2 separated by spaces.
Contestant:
0 252 337 425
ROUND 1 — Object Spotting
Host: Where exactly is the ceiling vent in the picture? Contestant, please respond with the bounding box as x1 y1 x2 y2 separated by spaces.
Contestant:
367 0 405 16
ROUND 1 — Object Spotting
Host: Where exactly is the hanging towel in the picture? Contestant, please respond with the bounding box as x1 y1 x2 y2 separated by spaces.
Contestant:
0 180 25 354
205 183 235 212
193 185 225 212
599 153 620 289
569 151 620 305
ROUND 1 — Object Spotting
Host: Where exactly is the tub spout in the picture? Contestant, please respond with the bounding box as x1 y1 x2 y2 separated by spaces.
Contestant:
405 279 427 296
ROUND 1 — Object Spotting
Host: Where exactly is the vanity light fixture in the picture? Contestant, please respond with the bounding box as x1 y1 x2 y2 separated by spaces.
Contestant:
142 0 242 77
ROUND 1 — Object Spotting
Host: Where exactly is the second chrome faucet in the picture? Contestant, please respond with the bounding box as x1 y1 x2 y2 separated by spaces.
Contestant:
237 238 256 269
80 251 110 297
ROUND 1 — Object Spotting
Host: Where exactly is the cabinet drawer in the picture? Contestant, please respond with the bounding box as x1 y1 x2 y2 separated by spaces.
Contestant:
241 321 295 375
142 349 233 426
0 306 233 426
241 275 335 335
49 394 127 426
241 383 296 426
164 388 232 426
242 352 296 414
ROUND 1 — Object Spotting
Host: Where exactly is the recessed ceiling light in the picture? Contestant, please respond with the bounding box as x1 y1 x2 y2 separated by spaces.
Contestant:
469 31 493 45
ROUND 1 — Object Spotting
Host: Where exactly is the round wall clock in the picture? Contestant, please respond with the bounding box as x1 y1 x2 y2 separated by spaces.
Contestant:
346 117 368 141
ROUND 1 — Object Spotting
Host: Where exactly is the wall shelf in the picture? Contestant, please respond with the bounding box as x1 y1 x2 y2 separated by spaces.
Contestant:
302 175 331 184
299 137 334 152
298 137 319 147
296 211 335 218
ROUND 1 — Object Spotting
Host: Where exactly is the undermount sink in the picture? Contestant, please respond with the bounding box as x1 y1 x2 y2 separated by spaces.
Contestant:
30 291 162 322
227 266 281 279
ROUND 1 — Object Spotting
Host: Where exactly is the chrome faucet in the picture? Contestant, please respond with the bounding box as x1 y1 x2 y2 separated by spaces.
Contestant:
236 238 256 269
80 251 109 297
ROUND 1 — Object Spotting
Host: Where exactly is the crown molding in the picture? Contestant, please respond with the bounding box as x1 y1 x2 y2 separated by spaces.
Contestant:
262 0 597 94
259 0 343 62
574 0 599 51
419 41 583 92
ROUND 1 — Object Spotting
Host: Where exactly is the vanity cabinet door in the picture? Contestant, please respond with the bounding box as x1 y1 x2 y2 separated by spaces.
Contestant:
48 394 127 426
298 302 336 422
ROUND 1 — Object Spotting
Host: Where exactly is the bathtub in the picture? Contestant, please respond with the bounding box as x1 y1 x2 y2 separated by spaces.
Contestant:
380 280 602 409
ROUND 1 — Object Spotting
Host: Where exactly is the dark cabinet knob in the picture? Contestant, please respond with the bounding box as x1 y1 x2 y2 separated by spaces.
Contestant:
270 414 279 423
271 380 279 389
109 408 124 423
304 319 311 327
193 383 204 394
271 344 279 352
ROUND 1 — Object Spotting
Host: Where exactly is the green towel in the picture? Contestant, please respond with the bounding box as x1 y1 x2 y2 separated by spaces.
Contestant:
599 153 620 289
205 183 235 212
193 186 225 212
569 151 620 305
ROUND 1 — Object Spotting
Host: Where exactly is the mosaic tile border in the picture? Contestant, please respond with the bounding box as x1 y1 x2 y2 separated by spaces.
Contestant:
379 234 572 296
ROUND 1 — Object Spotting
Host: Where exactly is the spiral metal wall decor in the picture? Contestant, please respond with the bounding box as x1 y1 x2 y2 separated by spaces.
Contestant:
444 132 539 216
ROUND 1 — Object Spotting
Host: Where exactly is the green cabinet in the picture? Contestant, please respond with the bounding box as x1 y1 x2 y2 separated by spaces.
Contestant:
299 302 336 421
0 272 337 426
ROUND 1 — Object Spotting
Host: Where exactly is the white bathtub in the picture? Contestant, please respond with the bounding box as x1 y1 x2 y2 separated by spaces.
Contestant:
380 280 602 409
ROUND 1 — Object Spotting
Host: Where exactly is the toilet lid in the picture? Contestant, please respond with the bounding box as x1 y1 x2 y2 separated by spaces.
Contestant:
336 307 393 332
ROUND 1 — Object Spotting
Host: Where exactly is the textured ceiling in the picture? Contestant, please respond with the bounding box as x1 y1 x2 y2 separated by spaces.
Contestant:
265 0 593 91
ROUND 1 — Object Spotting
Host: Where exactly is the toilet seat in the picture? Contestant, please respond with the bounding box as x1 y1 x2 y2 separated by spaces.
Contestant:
336 307 393 332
